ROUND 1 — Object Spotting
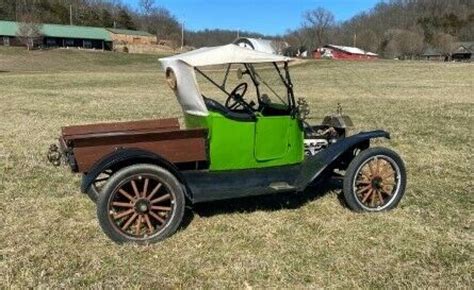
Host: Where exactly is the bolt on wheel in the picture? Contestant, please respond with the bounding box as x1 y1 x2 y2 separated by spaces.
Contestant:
353 155 401 210
108 174 176 238
343 147 406 212
97 164 185 244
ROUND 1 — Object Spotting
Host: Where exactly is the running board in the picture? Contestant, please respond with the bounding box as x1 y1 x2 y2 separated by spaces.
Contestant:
182 165 301 203
269 182 296 191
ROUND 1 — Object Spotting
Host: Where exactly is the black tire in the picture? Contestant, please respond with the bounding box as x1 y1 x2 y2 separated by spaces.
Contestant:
343 147 406 212
83 169 113 203
97 164 186 244
85 182 100 202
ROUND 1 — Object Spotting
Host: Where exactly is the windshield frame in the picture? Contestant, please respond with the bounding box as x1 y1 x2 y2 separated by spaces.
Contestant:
194 62 296 112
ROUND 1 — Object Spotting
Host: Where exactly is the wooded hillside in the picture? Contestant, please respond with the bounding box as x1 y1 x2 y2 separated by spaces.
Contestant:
1 0 473 57
287 0 474 57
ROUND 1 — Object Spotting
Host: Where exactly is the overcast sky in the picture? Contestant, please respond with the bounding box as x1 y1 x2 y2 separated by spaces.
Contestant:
127 0 382 35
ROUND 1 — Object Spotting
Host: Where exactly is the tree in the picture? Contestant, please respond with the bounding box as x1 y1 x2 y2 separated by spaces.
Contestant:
303 7 335 49
285 29 307 50
48 2 69 24
117 8 136 30
0 1 16 21
432 32 456 58
100 8 114 28
356 29 380 53
16 13 43 50
138 0 155 32
383 29 424 59
139 0 155 15
148 8 181 45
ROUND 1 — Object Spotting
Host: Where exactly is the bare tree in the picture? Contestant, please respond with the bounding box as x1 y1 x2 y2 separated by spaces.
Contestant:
285 29 309 54
432 32 456 58
357 29 380 53
16 13 43 50
148 8 181 46
384 29 424 59
139 0 155 15
303 7 335 49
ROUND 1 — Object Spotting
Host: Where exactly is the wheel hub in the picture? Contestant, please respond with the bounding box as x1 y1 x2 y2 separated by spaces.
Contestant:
371 176 383 189
134 199 150 214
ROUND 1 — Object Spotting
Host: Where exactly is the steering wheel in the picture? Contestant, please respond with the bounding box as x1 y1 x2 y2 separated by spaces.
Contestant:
225 83 248 110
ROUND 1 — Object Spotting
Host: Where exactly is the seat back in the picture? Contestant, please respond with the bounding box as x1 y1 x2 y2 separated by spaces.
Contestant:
203 97 255 122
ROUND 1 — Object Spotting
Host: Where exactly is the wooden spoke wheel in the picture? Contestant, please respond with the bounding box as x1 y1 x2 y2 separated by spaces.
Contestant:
343 147 406 212
97 164 185 244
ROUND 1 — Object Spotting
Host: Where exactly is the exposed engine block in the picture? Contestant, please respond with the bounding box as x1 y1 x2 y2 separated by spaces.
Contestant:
304 139 329 156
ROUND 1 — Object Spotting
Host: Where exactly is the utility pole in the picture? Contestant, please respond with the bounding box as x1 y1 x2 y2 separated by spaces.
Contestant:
237 29 240 39
69 5 73 25
181 21 184 50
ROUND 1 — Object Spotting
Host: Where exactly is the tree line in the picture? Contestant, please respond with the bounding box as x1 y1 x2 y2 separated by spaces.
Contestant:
286 0 474 58
1 0 473 57
0 0 182 45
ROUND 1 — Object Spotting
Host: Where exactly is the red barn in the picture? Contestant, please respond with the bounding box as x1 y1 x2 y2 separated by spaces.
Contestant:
313 44 378 60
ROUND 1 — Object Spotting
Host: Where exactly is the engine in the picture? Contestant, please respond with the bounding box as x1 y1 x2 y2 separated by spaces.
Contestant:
304 138 329 156
297 99 353 156
303 121 349 156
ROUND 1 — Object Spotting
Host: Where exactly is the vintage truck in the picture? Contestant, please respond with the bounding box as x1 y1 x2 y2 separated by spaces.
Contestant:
48 44 406 244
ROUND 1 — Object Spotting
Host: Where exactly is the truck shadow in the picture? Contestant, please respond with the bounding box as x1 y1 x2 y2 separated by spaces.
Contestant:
186 177 345 223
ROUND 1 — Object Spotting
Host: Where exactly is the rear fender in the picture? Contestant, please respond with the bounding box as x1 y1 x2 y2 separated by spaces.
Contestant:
80 148 191 200
295 130 390 189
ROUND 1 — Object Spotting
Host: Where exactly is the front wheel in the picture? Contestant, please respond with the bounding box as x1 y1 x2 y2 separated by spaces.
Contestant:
97 164 185 244
343 147 406 212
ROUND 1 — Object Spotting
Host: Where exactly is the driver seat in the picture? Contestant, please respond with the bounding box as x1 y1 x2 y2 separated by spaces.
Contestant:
203 97 255 122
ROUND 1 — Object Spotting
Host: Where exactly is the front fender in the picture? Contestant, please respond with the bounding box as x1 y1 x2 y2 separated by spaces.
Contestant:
295 130 390 189
80 148 188 198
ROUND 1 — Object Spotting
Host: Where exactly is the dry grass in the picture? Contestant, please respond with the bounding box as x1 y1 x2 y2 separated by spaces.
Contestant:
0 47 473 288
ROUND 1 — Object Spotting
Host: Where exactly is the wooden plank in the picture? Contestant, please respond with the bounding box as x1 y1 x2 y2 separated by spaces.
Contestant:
74 136 207 172
62 118 180 137
70 128 207 147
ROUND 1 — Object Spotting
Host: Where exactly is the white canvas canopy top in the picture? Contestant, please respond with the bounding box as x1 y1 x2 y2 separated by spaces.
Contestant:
159 44 292 117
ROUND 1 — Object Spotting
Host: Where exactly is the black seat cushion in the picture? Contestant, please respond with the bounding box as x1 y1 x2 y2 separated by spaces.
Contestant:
203 97 255 122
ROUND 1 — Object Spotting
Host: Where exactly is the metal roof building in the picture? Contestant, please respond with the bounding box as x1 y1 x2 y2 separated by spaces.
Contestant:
452 42 473 61
107 28 157 47
0 20 112 49
313 44 378 60
107 28 153 37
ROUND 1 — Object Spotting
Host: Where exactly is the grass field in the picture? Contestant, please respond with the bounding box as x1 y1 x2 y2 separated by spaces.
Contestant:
0 47 472 288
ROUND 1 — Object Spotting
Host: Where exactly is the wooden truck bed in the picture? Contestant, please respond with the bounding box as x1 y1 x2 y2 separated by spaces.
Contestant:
59 118 208 173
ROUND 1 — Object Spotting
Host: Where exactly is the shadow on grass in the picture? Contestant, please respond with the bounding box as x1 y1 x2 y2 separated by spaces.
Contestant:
186 177 344 222
0 70 9 73
178 177 346 231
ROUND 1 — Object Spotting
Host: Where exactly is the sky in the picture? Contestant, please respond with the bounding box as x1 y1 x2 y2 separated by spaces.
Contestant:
127 0 382 35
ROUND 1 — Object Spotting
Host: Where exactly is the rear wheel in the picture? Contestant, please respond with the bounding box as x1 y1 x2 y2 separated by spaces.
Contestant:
343 147 406 212
97 164 185 244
